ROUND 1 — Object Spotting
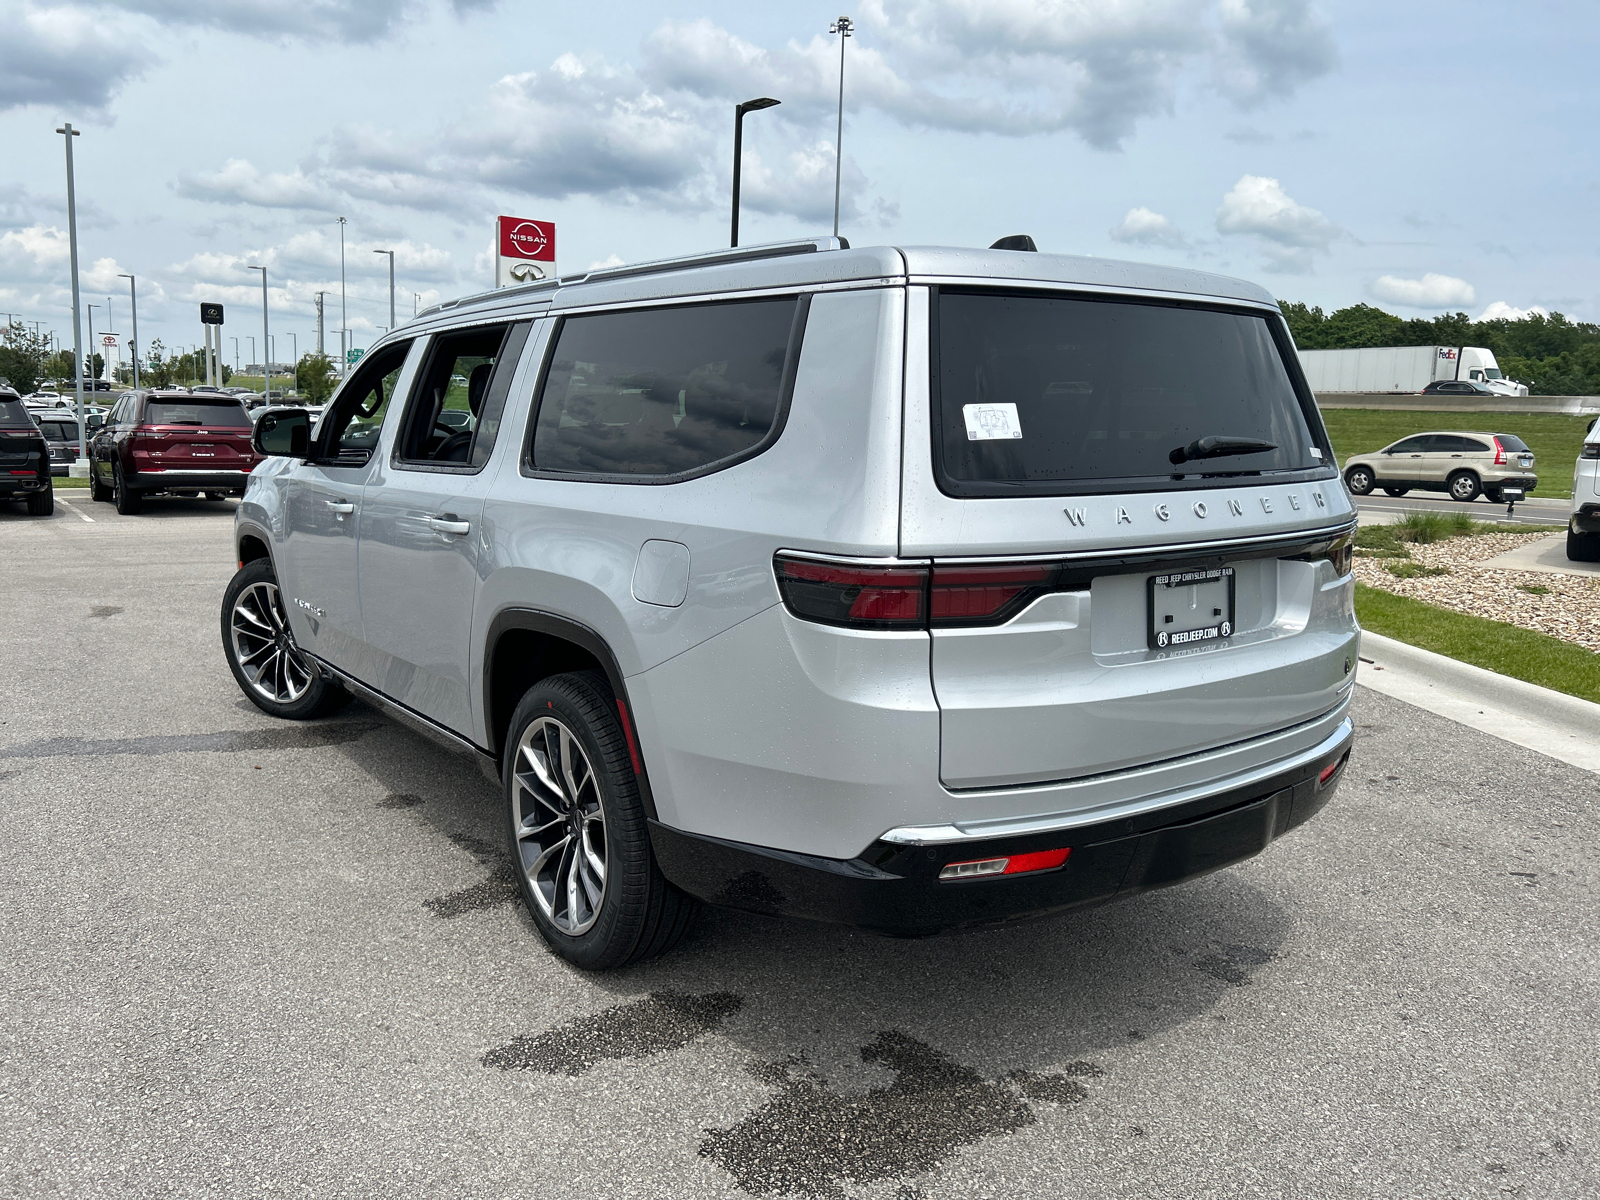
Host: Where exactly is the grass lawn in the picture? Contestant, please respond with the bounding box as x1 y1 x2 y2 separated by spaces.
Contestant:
52 477 88 488
1356 583 1600 704
1319 408 1592 498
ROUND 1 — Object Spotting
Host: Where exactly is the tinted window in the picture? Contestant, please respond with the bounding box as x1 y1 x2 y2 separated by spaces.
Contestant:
397 323 522 467
531 298 801 478
0 399 32 429
40 421 78 441
145 399 251 427
1387 437 1432 453
934 290 1321 496
318 341 413 463
1452 437 1491 453
1496 433 1530 453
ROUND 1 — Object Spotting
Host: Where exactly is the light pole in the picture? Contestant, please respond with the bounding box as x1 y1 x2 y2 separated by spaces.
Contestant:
118 274 139 389
288 333 297 390
56 122 87 463
248 337 255 381
829 15 853 238
373 248 394 328
247 264 269 399
413 292 421 316
86 303 98 390
315 290 326 356
731 97 781 248
337 216 347 378
231 337 239 374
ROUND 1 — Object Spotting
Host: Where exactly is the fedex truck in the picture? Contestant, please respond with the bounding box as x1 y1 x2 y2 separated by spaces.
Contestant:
1298 346 1529 396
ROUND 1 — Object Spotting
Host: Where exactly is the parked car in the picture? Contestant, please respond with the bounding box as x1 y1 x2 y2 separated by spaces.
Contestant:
33 415 82 475
1568 423 1600 562
88 389 260 513
1341 431 1537 502
0 388 53 514
1420 380 1498 398
223 237 1358 969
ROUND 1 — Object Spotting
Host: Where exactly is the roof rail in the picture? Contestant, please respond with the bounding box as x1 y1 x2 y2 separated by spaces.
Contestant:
414 235 849 321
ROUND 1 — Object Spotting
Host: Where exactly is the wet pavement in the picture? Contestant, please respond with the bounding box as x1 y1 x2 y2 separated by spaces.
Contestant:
1 499 1596 1198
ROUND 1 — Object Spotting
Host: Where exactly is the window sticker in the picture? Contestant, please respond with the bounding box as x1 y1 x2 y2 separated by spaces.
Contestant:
962 403 1023 441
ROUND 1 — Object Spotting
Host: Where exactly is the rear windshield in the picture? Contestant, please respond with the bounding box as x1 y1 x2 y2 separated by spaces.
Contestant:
145 399 251 427
933 290 1328 496
0 400 35 429
1495 433 1530 453
39 421 78 440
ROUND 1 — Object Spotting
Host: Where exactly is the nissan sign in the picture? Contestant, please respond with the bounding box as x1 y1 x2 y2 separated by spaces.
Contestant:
495 215 556 288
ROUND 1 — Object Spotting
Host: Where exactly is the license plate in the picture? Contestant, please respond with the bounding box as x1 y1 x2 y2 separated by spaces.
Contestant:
190 446 215 457
1518 456 1532 467
1503 487 1525 499
1148 567 1235 650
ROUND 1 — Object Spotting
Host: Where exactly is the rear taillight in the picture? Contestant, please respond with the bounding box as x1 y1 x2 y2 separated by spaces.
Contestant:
1492 436 1506 465
1582 444 1600 460
940 847 1071 881
929 563 1054 625
1290 531 1353 576
773 556 927 629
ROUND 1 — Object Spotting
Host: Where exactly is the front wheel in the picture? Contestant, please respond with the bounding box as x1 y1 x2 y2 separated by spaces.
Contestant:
220 558 349 719
1382 486 1409 497
1448 471 1481 503
506 671 695 969
89 463 110 502
1344 466 1374 496
1568 523 1600 563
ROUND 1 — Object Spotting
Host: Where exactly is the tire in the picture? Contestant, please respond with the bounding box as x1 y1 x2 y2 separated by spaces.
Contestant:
1483 489 1503 505
205 491 227 501
1382 487 1409 497
1344 466 1374 496
25 482 54 516
505 670 696 970
1568 523 1600 563
89 465 110 502
1447 471 1481 503
112 461 142 514
220 558 350 720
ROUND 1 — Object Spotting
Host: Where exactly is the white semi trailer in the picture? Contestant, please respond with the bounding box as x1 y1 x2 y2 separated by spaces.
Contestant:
1298 345 1529 396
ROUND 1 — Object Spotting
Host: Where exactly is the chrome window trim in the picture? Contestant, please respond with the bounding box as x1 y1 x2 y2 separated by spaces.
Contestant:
908 274 1282 315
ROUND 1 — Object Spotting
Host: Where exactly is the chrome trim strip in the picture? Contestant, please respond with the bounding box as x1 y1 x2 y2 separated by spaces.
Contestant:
880 710 1354 845
142 468 250 476
310 655 490 761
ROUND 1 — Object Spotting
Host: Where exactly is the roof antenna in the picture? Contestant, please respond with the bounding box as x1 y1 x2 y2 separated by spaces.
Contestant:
990 234 1037 252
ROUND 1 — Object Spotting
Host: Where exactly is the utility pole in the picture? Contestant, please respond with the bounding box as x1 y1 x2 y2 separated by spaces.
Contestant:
731 97 781 248
829 16 853 238
374 249 395 328
315 291 326 356
248 265 269 399
337 216 348 378
118 274 139 389
56 122 87 465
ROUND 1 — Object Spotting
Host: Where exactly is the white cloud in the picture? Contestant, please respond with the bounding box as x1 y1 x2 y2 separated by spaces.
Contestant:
587 254 625 271
0 3 154 112
1215 174 1339 272
1214 0 1337 105
1476 301 1550 322
1110 206 1186 248
0 224 71 271
1369 273 1475 308
177 159 339 212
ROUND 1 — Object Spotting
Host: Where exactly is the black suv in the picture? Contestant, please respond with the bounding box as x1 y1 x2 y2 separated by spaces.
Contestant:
0 390 54 515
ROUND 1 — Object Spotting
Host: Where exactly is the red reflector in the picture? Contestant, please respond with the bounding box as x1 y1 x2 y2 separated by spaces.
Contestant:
8 469 36 476
615 699 643 776
1003 848 1071 874
930 563 1053 623
1319 756 1344 785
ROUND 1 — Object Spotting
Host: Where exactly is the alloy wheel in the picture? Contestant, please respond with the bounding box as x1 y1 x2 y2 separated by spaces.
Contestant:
512 715 607 935
229 580 314 704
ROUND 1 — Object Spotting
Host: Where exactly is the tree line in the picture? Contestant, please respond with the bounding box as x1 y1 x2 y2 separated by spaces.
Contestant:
1280 301 1600 396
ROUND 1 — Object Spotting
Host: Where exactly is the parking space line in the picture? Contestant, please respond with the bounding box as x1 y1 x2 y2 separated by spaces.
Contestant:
58 499 94 523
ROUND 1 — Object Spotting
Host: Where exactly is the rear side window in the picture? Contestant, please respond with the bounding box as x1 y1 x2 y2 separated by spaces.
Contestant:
1496 434 1530 453
932 290 1326 497
0 399 33 429
529 296 805 479
395 322 530 470
145 399 251 427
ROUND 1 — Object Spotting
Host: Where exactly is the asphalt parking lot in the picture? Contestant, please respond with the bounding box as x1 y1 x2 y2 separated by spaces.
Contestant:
2 497 1597 1199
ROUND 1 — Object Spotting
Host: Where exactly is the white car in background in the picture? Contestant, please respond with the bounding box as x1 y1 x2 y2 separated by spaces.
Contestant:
1569 419 1600 562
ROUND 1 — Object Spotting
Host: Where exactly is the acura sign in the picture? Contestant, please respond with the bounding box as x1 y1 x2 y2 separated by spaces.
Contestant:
495 215 556 288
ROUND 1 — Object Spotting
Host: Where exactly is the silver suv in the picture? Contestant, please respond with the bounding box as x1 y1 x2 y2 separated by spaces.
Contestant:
222 239 1358 969
1569 418 1599 562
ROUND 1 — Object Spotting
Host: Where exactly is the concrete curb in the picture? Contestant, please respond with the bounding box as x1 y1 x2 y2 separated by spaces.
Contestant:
1356 630 1600 773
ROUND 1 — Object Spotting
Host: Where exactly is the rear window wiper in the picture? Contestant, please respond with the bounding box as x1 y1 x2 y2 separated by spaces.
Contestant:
1169 436 1277 466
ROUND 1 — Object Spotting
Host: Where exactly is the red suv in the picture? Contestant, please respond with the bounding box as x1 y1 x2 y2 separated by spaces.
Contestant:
89 389 260 514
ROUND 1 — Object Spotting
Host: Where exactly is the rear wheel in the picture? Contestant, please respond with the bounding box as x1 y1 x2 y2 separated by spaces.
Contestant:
25 482 53 516
506 671 695 970
1484 488 1503 505
112 462 142 514
220 558 349 719
1447 471 1481 502
1344 466 1374 496
205 491 227 501
89 464 110 502
1568 523 1600 563
1382 486 1409 497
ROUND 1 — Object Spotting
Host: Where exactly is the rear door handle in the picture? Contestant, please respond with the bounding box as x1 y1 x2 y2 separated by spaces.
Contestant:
429 515 471 535
326 500 355 515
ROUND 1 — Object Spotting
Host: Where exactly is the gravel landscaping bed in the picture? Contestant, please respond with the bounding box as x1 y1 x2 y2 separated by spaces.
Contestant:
1354 529 1600 652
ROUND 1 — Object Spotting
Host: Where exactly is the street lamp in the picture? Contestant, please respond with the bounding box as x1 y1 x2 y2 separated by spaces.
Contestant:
829 15 854 238
373 248 395 328
86 303 99 389
248 337 256 382
413 292 421 316
247 264 269 399
56 121 87 463
731 97 781 248
337 217 348 377
117 274 139 389
231 337 239 374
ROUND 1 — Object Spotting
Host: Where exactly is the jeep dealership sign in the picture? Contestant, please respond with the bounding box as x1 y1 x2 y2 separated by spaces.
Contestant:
496 216 556 287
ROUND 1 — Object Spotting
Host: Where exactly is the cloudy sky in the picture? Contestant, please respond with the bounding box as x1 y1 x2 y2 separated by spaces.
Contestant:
1 0 1593 364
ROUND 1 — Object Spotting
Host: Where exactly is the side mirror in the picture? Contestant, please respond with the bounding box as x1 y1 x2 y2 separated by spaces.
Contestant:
253 406 310 458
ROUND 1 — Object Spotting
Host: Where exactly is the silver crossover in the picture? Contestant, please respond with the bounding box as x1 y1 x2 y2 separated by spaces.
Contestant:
224 239 1358 969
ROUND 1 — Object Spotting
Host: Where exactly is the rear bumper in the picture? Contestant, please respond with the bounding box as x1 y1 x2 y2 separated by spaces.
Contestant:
1572 503 1600 534
129 467 252 491
650 716 1353 936
1485 475 1537 491
0 475 49 495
